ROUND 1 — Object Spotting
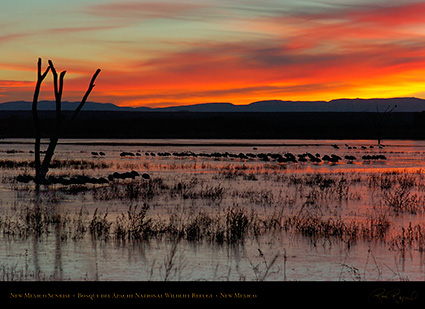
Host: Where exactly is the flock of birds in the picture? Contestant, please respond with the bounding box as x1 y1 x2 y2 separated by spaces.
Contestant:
16 143 387 185
110 143 388 165
17 170 150 185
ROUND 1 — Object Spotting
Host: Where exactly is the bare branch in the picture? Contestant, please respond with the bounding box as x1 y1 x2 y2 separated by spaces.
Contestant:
56 71 66 123
59 71 66 98
47 60 67 136
48 60 58 97
32 58 50 111
48 60 67 103
32 58 51 182
70 68 101 122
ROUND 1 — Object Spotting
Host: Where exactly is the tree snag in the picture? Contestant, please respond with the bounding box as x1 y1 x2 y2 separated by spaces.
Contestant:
32 58 101 184
32 58 51 183
361 103 397 146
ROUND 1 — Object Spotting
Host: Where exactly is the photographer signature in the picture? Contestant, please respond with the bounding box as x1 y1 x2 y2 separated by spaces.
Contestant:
369 288 418 304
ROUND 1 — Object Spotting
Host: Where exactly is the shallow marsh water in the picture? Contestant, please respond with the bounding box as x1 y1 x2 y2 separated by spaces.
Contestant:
1 138 425 281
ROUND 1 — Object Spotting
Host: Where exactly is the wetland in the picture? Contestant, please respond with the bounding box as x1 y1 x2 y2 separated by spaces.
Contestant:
1 138 425 281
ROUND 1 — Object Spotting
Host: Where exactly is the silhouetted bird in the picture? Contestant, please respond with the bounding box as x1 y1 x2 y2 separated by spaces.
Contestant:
345 155 356 161
322 155 332 161
97 177 109 184
48 175 60 184
331 154 342 160
284 153 297 163
17 175 33 183
364 155 387 160
306 153 316 160
57 177 71 185
238 153 248 159
277 156 287 163
257 153 269 161
310 157 322 163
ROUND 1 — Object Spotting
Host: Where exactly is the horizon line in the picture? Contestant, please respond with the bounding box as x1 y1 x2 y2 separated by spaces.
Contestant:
0 96 421 109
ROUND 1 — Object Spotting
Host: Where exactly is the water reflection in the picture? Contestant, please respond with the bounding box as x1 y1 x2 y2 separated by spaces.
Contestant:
3 139 425 281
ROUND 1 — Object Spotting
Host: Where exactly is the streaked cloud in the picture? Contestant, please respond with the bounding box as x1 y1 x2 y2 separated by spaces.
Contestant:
84 1 210 20
1 0 425 107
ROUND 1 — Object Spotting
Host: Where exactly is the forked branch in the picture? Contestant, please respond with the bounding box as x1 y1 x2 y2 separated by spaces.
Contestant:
31 58 101 182
71 68 101 123
48 60 67 136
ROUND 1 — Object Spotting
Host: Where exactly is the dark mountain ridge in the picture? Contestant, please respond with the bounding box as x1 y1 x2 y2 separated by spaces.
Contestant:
1 97 425 112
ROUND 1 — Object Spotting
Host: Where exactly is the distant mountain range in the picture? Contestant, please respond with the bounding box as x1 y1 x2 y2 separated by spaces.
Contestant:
1 97 425 112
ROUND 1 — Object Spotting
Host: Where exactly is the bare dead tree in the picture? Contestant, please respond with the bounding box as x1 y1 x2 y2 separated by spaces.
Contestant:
361 103 397 146
32 58 101 184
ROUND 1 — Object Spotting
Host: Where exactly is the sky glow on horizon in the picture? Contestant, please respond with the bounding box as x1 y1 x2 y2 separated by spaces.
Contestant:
2 0 425 108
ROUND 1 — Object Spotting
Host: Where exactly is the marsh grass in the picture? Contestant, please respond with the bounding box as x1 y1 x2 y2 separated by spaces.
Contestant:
89 208 111 240
164 206 257 244
114 204 154 241
0 203 74 240
0 197 399 258
5 157 425 280
232 188 276 206
388 222 425 254
0 170 413 250
160 238 187 281
69 207 87 240
90 177 168 201
0 159 111 171
383 186 423 215
248 250 280 281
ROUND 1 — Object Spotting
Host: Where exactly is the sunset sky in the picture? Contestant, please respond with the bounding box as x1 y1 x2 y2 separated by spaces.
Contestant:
2 0 425 108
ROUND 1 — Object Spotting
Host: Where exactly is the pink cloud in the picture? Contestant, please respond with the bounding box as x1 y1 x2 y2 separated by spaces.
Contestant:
47 25 123 34
348 1 425 27
253 1 425 49
0 33 31 45
85 1 209 19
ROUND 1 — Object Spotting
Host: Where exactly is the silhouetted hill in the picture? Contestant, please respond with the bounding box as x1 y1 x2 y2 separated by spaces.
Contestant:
244 98 425 112
0 101 149 111
2 97 425 112
159 102 237 112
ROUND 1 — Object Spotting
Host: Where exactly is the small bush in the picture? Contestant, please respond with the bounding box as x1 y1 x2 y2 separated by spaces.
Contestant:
89 208 111 240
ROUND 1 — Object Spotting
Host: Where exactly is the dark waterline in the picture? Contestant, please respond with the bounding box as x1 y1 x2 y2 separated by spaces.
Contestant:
1 111 425 140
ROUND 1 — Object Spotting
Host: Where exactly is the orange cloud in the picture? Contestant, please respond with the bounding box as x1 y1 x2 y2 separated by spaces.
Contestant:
90 31 425 107
348 2 425 27
0 80 34 101
3 1 425 108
